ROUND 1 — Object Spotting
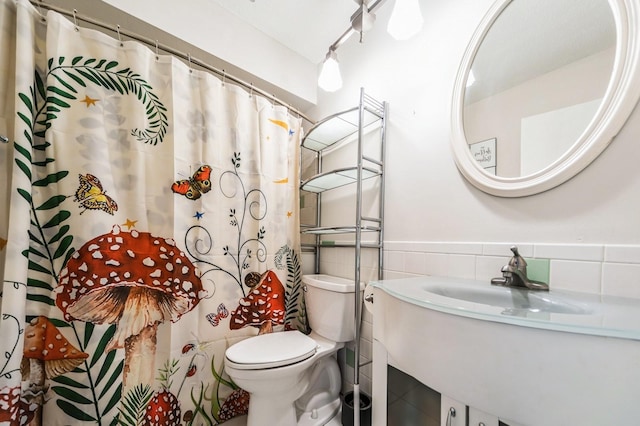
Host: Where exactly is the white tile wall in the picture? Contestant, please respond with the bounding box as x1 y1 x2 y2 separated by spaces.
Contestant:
550 260 602 294
316 240 640 398
382 241 640 298
602 262 640 298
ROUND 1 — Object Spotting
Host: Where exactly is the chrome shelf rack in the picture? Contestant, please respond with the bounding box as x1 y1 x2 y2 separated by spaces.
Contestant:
300 88 386 419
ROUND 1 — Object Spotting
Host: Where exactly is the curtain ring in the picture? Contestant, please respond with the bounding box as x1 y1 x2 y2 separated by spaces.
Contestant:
155 40 159 60
0 135 9 143
221 69 226 87
116 25 123 47
188 53 193 73
249 83 253 99
72 9 79 31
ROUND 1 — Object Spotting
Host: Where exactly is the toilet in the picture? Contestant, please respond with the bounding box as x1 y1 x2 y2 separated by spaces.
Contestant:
224 274 362 426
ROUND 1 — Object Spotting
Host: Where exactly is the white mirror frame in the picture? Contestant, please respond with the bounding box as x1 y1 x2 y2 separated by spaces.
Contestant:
451 0 640 197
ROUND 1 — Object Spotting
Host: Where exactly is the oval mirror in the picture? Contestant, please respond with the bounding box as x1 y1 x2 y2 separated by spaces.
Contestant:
451 0 640 197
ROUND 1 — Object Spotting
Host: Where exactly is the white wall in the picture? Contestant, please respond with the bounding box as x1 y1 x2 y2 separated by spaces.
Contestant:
308 0 640 246
49 0 319 109
306 0 640 399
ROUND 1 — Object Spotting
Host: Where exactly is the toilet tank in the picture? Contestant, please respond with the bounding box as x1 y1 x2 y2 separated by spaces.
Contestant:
302 274 363 343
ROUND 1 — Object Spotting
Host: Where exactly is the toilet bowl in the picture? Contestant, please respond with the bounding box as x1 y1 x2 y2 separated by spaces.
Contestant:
225 330 342 425
224 274 362 426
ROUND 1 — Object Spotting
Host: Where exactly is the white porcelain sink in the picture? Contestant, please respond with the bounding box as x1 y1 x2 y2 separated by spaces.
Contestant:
422 282 594 315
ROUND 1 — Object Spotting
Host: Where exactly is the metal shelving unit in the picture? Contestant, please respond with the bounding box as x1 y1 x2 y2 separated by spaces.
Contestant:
301 89 386 271
300 88 386 421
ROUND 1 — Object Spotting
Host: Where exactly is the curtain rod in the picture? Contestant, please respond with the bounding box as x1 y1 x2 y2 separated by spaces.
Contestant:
28 0 315 124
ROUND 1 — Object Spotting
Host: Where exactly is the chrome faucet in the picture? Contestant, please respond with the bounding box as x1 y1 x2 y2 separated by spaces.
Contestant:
491 246 549 291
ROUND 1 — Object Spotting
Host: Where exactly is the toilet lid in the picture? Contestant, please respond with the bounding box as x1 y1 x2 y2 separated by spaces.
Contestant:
225 331 317 370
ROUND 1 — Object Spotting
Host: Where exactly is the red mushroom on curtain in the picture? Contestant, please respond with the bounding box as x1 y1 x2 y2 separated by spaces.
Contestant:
20 316 89 426
55 225 205 395
218 388 250 421
0 386 38 426
230 270 285 335
142 389 181 426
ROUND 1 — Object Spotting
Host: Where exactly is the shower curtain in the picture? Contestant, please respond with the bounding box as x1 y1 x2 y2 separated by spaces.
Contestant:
0 1 308 424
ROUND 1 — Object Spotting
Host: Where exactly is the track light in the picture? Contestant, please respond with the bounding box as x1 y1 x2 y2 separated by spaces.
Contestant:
318 0 424 90
387 0 424 40
351 3 376 34
318 50 343 92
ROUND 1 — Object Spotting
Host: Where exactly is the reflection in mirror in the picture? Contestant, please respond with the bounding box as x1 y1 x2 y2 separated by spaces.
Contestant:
463 0 615 178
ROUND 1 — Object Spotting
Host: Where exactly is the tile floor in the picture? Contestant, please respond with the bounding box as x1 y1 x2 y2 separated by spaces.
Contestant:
387 366 440 426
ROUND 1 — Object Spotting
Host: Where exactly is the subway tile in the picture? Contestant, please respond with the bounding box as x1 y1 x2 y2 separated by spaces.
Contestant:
383 241 408 251
382 270 419 280
385 241 482 255
534 244 604 261
602 263 640 299
384 241 422 252
359 336 372 361
424 253 449 276
360 249 379 268
550 260 601 294
378 243 640 300
446 254 476 279
418 242 482 255
483 243 533 257
605 245 640 264
301 253 316 275
337 247 355 265
404 251 428 275
384 250 405 272
360 362 372 379
319 262 339 276
337 262 355 280
319 246 338 263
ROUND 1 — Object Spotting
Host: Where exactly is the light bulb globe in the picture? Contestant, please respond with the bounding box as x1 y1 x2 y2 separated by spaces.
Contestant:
387 0 424 40
318 52 343 92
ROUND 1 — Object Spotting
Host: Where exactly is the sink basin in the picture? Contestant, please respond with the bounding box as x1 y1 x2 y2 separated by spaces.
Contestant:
373 275 640 339
422 282 594 315
371 275 640 425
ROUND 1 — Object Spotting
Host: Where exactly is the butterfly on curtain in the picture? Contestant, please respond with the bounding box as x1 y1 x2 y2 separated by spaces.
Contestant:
74 174 118 215
206 303 229 327
171 165 213 200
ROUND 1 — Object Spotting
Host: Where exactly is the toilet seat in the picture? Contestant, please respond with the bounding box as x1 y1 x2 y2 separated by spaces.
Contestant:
225 331 317 370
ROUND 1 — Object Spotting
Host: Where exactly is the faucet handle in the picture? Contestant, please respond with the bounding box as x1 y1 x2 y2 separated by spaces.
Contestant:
507 245 527 272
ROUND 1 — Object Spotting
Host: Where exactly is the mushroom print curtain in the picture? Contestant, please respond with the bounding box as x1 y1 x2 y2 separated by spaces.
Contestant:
0 1 308 424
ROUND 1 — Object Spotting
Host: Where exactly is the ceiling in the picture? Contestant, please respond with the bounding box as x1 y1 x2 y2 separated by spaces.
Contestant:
41 0 615 110
210 0 363 64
